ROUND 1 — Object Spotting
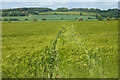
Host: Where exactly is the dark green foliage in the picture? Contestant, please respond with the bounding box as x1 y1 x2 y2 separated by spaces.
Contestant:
2 8 51 16
75 18 78 19
9 18 20 21
54 13 57 15
42 18 46 20
106 17 111 21
2 11 29 16
2 8 120 18
3 18 8 21
80 12 82 16
2 12 9 16
61 18 63 20
100 9 119 18
56 8 68 12
25 18 28 21
69 8 101 12
96 15 98 19
97 15 102 21
88 16 91 19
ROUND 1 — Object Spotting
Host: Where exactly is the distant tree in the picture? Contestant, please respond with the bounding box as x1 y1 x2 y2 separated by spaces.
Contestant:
88 16 91 19
42 18 46 20
34 12 39 15
75 18 78 19
3 18 8 21
19 13 26 16
9 18 20 21
80 12 82 16
106 17 111 21
2 7 119 18
25 18 28 21
96 15 98 19
61 18 63 20
97 15 102 21
54 13 57 15
56 7 68 12
2 12 8 16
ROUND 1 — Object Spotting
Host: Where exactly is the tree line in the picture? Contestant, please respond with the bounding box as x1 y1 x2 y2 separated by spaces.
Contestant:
2 7 120 18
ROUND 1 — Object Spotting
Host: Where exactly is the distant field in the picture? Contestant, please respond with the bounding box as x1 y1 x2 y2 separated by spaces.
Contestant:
39 11 98 15
2 21 118 78
2 14 97 21
33 15 97 21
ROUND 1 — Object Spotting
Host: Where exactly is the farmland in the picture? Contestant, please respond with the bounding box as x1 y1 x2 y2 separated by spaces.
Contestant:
2 21 118 78
2 14 97 21
39 11 98 15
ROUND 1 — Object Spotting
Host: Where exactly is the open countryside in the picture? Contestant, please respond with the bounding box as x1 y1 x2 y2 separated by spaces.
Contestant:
1 7 119 78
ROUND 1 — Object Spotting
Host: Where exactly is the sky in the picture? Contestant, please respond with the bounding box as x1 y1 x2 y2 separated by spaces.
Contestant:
1 0 120 2
1 0 120 10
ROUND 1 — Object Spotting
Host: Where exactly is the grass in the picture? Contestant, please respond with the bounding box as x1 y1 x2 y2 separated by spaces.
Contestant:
2 21 118 78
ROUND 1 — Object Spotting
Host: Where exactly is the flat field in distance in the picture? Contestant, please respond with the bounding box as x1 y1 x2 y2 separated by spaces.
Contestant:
39 11 98 15
3 14 97 21
33 15 97 21
2 21 118 78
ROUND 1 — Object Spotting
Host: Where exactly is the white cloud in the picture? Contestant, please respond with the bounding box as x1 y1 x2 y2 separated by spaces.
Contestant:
22 2 54 6
2 0 120 2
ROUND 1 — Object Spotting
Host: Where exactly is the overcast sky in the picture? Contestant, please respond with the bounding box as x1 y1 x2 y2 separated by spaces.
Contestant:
1 0 120 10
1 0 120 2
